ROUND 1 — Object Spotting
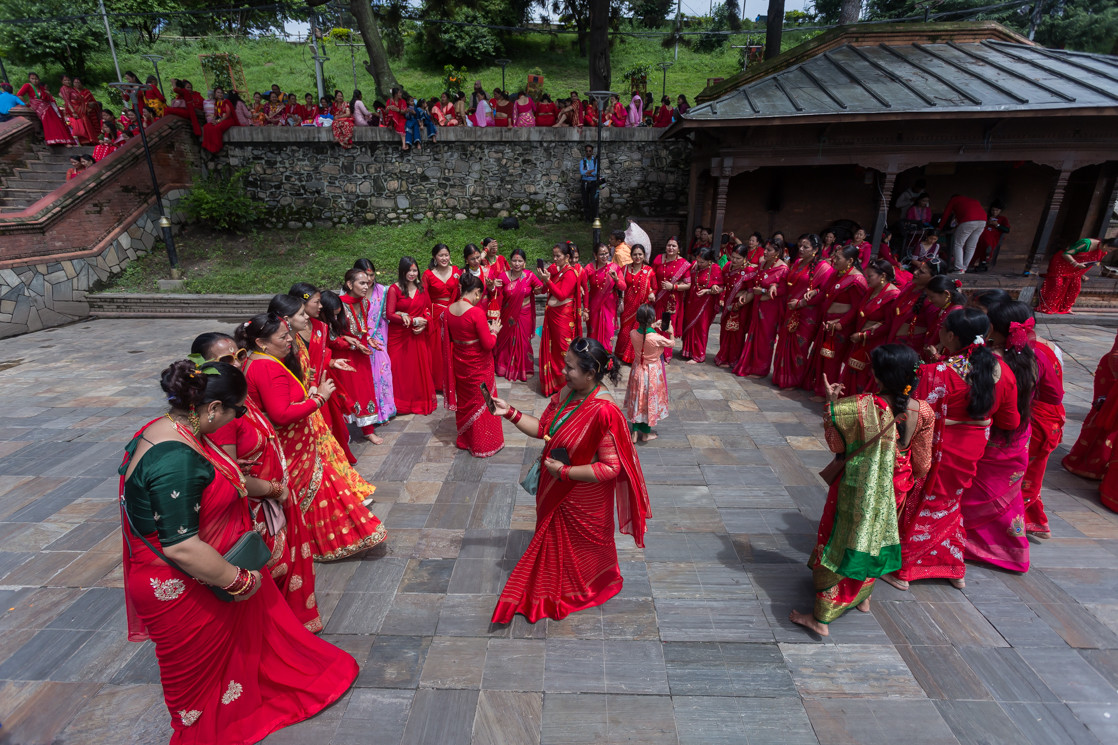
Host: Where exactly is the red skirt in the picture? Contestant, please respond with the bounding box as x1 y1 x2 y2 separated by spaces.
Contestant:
201 117 238 153
714 303 749 367
1022 401 1064 532
540 302 576 396
387 323 437 415
734 299 782 377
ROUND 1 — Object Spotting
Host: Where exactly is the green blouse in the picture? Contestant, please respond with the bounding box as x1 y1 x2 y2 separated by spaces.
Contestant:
121 440 214 546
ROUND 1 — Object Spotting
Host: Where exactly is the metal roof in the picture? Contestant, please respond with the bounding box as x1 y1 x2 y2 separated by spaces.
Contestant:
680 40 1118 125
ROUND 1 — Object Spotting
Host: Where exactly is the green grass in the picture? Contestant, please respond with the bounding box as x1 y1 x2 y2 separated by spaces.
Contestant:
103 217 589 294
5 25 822 108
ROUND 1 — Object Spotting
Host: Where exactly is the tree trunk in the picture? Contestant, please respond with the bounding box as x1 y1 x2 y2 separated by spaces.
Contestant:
347 0 399 101
577 29 588 57
839 0 861 25
765 0 785 60
589 0 611 90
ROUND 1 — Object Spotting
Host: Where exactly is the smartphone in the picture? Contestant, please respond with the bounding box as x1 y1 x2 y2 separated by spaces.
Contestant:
660 311 672 330
479 382 496 414
550 447 571 465
536 258 547 270
1082 261 1101 268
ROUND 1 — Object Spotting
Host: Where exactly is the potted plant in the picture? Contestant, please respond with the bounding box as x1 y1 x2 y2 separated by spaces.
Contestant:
622 63 651 94
527 66 544 96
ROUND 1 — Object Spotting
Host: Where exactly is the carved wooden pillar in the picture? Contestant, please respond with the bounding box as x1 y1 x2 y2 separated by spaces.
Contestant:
871 169 897 258
1028 165 1072 274
711 158 732 247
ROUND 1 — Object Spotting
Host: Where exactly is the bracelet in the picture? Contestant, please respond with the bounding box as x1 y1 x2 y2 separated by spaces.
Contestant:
268 479 283 499
559 465 572 482
233 571 258 599
503 407 521 423
311 394 325 408
222 567 250 594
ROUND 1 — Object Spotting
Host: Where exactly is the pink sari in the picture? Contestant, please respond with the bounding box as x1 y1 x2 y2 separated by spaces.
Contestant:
961 426 1031 572
494 271 544 382
583 263 626 349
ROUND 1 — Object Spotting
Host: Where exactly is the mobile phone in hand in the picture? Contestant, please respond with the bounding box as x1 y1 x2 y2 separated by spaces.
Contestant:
536 258 547 270
550 447 571 465
660 311 672 330
479 382 496 414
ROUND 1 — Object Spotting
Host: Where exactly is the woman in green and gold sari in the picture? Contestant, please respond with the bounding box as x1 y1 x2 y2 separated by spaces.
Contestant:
791 343 932 635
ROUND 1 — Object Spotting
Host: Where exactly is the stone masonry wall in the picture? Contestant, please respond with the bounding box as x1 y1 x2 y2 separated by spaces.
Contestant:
216 127 691 227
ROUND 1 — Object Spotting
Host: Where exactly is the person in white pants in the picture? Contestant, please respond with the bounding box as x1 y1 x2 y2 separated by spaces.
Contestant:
938 194 988 274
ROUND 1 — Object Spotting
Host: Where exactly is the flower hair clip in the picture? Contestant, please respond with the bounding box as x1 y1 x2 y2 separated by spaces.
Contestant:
973 335 986 346
902 385 912 395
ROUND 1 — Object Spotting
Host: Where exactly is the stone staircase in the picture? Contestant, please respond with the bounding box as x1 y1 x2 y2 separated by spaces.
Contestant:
0 142 94 213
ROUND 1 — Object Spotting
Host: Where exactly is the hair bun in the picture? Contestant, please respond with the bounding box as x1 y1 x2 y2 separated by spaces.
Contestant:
160 359 207 410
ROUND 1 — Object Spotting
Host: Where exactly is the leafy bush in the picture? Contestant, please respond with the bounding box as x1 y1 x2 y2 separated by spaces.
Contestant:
430 8 502 64
181 169 264 233
693 1 742 54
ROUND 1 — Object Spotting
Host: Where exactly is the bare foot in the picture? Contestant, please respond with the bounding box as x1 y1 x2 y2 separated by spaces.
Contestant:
856 596 871 613
365 433 384 445
1028 530 1051 540
949 577 966 589
809 395 825 403
631 431 639 443
685 359 698 365
789 609 829 636
645 432 658 441
880 573 909 591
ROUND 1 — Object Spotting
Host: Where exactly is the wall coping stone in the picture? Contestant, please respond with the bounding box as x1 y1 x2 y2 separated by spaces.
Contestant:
224 125 666 145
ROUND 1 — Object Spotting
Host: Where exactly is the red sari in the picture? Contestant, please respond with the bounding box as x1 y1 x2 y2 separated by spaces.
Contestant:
337 294 381 436
119 422 356 744
494 271 544 381
243 354 385 561
1037 239 1107 314
305 319 358 464
734 261 789 377
803 269 869 396
492 391 651 623
614 264 656 363
17 83 75 145
1023 341 1065 531
540 266 580 396
441 304 505 458
211 400 322 631
1063 337 1118 480
165 87 204 135
652 256 690 362
583 262 626 349
887 282 931 353
422 267 462 394
69 87 102 145
714 264 755 367
773 259 834 389
385 284 438 415
897 354 1018 582
201 99 237 154
841 283 901 393
331 101 355 148
680 263 723 363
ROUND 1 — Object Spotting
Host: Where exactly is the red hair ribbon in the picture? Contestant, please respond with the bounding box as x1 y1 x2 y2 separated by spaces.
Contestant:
953 279 963 289
1006 318 1035 352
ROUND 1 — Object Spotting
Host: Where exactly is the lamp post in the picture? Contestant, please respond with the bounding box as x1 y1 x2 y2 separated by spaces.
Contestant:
657 61 674 100
587 90 615 248
109 82 180 275
141 54 165 97
336 36 363 92
496 58 511 92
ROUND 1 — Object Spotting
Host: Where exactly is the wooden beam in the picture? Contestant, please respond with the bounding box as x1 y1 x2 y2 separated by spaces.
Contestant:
871 169 897 259
1028 164 1072 274
711 158 733 248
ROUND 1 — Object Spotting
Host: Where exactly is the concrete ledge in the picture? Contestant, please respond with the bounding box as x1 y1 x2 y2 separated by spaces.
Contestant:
224 125 666 146
88 292 272 320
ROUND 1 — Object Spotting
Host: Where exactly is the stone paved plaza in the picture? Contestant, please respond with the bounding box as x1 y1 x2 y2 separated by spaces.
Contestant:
1 318 1117 745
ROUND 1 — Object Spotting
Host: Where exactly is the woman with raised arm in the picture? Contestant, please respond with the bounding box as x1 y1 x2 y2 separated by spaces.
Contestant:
790 344 932 636
887 259 936 353
237 313 386 561
1037 237 1116 314
422 244 462 394
386 256 437 415
920 275 967 362
734 240 789 378
679 247 723 364
614 244 657 364
119 359 356 743
650 237 690 363
494 249 545 382
884 309 1018 591
581 242 627 350
537 242 581 396
490 338 651 623
802 245 869 398
841 259 901 393
773 234 833 389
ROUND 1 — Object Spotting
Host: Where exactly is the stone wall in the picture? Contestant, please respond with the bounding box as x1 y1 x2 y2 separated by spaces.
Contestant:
216 127 692 227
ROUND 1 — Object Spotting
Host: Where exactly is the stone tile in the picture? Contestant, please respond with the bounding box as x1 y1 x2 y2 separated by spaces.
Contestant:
959 647 1059 703
932 700 1028 745
894 645 992 701
481 638 545 691
604 640 670 694
0 680 104 744
398 689 478 745
999 702 1101 745
356 635 430 689
803 699 958 745
54 683 170 745
780 643 925 699
541 691 608 744
436 594 509 638
472 690 543 745
418 636 488 689
657 598 775 643
398 558 456 594
1016 646 1118 703
543 639 606 693
1067 703 1118 744
334 688 413 745
379 593 444 636
323 592 393 634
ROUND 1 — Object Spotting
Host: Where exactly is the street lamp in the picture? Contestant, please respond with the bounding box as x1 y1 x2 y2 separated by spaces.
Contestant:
657 61 674 101
109 82 180 275
141 55 165 97
587 90 615 248
496 58 511 92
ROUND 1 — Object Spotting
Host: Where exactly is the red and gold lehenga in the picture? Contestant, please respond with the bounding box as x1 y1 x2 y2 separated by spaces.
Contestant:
652 256 690 362
494 271 545 381
539 266 580 396
614 264 656 363
1037 239 1107 314
243 354 385 561
441 303 505 458
385 283 437 415
1022 340 1065 531
714 263 755 367
773 258 833 389
803 269 868 396
422 267 462 394
337 294 381 438
493 391 651 623
119 421 356 744
680 262 723 363
734 261 789 377
211 401 322 631
17 82 76 146
840 282 900 393
896 354 1018 582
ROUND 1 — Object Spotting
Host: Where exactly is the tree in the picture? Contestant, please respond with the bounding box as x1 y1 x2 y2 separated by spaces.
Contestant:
766 0 786 59
1035 0 1118 53
694 1 742 54
631 0 675 28
343 0 400 100
107 0 183 45
839 0 862 24
0 0 102 78
589 0 611 89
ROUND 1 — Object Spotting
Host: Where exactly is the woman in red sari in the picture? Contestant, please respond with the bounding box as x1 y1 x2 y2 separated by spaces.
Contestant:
921 275 966 361
1021 321 1065 535
803 246 868 397
1063 331 1118 481
17 72 75 146
773 234 833 389
1037 237 1115 314
535 93 558 126
614 244 657 363
441 272 505 458
680 247 723 364
384 88 409 150
422 244 462 394
884 309 1018 591
331 90 356 149
494 249 545 381
120 360 356 744
714 245 755 367
841 260 900 393
143 75 166 118
194 333 323 632
237 314 386 561
490 338 651 623
386 256 437 415
337 268 385 444
608 93 627 127
887 259 935 353
652 95 674 127
734 242 789 377
652 237 690 362
201 87 236 153
537 243 581 396
165 79 204 135
582 242 627 350
69 77 102 145
57 74 77 132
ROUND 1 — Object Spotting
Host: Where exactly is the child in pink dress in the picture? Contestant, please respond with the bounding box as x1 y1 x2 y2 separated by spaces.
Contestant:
624 304 672 442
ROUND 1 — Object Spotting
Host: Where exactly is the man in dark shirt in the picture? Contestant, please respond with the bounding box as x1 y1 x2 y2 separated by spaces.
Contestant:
579 144 598 220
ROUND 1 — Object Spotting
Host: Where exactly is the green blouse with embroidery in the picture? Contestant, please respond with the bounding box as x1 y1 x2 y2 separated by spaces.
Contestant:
121 440 214 546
